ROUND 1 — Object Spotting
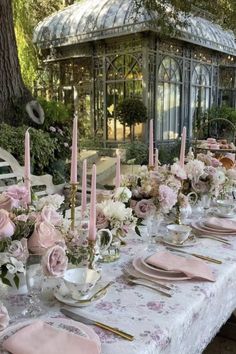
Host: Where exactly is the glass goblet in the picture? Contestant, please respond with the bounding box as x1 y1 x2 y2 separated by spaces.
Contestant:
24 254 45 317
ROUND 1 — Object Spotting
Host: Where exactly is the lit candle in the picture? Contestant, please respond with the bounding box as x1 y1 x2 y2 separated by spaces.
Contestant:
70 115 78 184
155 148 159 170
81 159 87 218
24 129 31 205
88 164 96 241
179 126 186 168
115 153 121 189
149 119 154 166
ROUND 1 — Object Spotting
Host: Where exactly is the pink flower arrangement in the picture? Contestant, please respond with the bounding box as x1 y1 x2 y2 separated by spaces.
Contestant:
4 185 29 209
158 185 177 213
96 208 109 230
40 205 62 226
42 245 68 277
171 163 187 180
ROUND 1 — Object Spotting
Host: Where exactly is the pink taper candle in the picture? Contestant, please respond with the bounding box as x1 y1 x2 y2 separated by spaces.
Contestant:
70 115 78 184
115 153 121 189
155 148 159 170
81 159 87 218
148 119 154 166
24 129 31 204
88 164 97 241
179 126 186 168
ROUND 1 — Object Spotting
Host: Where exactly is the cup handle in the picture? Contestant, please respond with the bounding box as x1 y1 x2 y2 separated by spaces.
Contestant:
97 229 113 252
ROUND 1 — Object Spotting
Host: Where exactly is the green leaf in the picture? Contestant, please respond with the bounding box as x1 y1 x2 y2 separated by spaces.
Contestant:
135 226 141 237
13 274 20 289
1 277 12 287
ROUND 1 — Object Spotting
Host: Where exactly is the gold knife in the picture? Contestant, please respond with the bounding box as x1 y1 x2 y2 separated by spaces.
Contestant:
60 309 135 341
166 247 222 264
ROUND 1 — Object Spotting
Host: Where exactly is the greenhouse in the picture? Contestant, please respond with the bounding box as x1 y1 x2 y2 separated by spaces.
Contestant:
33 0 236 145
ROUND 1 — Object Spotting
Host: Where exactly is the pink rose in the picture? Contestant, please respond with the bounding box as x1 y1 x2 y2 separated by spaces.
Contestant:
42 245 68 277
8 238 29 262
0 209 15 239
15 214 29 222
0 304 9 331
0 194 16 211
134 199 156 219
40 206 62 226
28 221 63 255
211 158 220 167
96 208 109 230
5 186 29 208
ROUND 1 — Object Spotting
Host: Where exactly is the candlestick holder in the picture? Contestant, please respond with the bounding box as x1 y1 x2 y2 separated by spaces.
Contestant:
70 183 78 230
87 239 97 269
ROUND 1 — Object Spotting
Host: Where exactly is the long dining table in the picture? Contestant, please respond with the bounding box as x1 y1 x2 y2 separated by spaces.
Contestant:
2 222 236 354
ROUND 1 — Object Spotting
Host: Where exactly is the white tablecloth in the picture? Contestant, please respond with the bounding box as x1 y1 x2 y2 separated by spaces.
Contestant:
2 232 236 354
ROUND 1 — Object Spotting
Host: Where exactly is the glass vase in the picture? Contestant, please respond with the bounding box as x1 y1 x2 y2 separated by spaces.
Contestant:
99 239 121 263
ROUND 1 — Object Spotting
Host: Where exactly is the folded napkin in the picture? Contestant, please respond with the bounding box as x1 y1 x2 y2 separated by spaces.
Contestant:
3 320 100 354
205 217 236 231
146 252 215 282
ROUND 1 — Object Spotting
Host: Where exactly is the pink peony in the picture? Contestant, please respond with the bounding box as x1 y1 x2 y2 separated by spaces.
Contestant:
134 199 156 219
40 206 62 226
158 185 177 213
5 185 29 208
96 208 109 230
0 209 15 239
28 221 63 255
0 304 9 331
42 245 68 277
211 158 220 167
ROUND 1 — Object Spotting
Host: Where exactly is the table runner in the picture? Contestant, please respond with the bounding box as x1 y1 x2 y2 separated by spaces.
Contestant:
2 233 236 354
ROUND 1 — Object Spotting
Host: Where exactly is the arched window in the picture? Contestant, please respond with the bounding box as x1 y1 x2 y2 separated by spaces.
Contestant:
106 54 142 141
157 56 182 140
191 64 211 134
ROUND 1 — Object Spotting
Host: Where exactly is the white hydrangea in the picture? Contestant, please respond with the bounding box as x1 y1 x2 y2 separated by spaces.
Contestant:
185 160 205 182
35 194 64 211
99 200 133 222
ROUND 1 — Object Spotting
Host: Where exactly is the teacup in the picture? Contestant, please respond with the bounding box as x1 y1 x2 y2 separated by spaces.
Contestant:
63 268 101 300
216 199 236 216
166 224 191 244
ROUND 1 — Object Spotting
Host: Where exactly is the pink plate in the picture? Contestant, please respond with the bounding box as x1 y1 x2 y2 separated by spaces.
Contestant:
0 317 101 354
191 221 236 236
140 256 182 275
132 257 190 281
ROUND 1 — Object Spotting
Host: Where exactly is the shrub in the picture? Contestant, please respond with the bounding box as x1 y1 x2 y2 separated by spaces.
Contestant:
125 141 148 165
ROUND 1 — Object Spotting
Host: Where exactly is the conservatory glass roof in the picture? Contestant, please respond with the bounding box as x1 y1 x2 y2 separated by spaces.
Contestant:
33 0 236 56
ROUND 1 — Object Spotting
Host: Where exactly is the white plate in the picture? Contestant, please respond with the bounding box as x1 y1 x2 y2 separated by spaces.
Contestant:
132 257 190 281
54 282 107 307
158 236 198 248
214 211 236 219
0 317 101 354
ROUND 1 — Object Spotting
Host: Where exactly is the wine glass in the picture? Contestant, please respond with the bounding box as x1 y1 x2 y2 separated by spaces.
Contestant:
24 254 45 317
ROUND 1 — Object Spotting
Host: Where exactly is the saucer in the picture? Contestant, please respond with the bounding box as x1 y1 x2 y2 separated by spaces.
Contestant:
54 282 107 307
158 235 197 247
214 211 236 219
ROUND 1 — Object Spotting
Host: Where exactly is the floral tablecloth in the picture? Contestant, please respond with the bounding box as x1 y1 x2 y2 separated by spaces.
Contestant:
2 231 236 354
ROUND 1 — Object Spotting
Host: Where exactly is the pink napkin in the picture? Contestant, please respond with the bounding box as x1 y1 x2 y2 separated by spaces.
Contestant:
205 217 236 231
146 252 215 282
3 320 100 354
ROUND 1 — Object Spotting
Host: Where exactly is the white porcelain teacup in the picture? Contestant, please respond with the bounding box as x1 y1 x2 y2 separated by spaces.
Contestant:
166 224 191 244
216 199 236 216
63 268 101 300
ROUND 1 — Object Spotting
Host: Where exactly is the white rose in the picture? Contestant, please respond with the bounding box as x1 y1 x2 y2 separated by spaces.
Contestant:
114 187 132 203
35 194 64 211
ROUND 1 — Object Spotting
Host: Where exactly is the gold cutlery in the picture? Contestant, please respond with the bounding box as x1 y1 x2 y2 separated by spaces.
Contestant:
60 309 135 341
166 247 222 264
127 277 172 297
197 234 231 245
124 268 172 291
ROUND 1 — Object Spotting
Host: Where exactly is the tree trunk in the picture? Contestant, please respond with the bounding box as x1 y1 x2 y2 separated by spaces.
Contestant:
0 0 41 125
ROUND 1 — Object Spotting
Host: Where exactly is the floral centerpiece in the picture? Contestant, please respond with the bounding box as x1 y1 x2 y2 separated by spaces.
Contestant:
0 186 66 287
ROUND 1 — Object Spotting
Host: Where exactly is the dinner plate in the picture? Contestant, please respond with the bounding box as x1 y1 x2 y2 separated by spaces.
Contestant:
132 257 190 281
191 221 236 236
140 256 182 275
196 220 235 233
0 317 101 354
54 282 107 307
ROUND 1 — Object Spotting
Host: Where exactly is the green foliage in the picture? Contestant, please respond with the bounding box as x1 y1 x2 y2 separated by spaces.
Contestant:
38 98 72 130
125 141 148 165
117 98 147 128
158 141 181 165
208 105 236 124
